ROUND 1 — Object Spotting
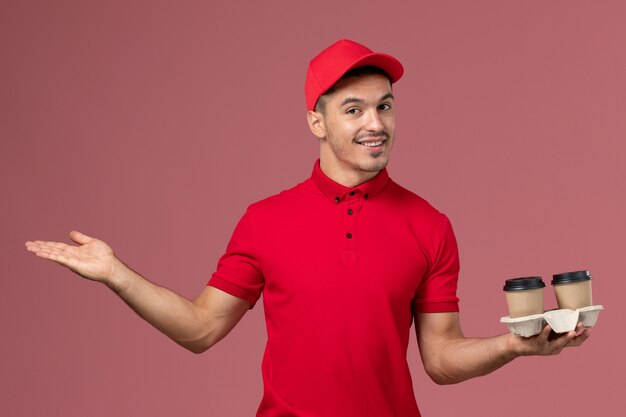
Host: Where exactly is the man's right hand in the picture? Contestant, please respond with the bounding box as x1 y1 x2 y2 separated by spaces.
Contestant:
25 230 251 353
25 230 117 284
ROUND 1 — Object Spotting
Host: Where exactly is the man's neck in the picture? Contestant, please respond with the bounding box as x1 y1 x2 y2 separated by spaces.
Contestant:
319 159 380 188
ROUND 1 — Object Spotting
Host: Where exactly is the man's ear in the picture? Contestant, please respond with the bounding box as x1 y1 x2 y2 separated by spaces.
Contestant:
307 110 326 139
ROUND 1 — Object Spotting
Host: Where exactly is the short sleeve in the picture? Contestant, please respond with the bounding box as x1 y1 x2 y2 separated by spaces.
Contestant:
208 207 264 309
413 214 460 313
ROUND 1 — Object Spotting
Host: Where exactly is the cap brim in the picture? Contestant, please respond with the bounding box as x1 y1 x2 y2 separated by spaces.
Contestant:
306 47 405 111
346 53 404 83
315 52 404 104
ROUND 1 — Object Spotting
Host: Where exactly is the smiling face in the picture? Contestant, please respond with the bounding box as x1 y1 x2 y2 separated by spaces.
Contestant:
307 73 396 187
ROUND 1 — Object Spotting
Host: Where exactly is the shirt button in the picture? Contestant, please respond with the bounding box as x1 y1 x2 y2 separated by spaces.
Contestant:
347 209 353 215
349 191 355 196
346 233 353 239
364 194 369 200
334 197 340 203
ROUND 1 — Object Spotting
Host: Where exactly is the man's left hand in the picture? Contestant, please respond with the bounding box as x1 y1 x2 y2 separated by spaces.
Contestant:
508 323 592 357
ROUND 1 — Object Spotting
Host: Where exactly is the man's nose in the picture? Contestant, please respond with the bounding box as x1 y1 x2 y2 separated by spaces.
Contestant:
364 109 383 131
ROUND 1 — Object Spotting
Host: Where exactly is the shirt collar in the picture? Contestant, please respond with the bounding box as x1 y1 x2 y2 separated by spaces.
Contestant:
311 159 390 203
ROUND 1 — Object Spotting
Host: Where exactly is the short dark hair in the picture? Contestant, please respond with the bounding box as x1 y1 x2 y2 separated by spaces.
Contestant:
314 66 392 114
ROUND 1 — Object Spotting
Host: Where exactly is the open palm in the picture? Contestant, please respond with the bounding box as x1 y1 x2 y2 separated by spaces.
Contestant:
25 231 116 282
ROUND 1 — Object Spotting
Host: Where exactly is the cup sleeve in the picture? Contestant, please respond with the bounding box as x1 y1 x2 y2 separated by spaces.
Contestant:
413 214 460 314
208 207 264 309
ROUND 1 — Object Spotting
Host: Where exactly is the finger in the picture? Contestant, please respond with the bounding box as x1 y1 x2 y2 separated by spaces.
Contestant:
69 231 92 245
25 241 71 255
29 240 58 245
27 242 80 261
25 240 51 249
26 240 68 249
573 324 584 337
44 250 79 268
25 241 56 254
550 331 577 353
25 241 41 252
35 241 69 250
566 328 591 347
578 328 592 341
33 247 80 269
28 246 61 261
537 324 552 343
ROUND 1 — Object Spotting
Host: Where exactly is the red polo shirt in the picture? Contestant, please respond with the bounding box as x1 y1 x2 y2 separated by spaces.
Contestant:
209 160 460 417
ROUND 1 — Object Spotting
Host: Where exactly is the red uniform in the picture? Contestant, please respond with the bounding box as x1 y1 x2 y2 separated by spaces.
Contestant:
209 160 460 416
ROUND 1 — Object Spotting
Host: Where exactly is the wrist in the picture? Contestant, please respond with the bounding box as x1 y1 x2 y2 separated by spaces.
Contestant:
105 257 132 294
502 333 523 360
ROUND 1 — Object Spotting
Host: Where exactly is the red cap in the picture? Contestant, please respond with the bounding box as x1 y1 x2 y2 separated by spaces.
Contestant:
305 39 404 111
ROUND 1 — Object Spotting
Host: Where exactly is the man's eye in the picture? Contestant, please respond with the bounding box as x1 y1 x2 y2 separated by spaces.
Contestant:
346 108 360 115
379 103 392 111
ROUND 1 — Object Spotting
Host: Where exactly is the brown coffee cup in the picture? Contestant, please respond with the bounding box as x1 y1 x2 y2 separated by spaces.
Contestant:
551 270 592 310
503 277 546 318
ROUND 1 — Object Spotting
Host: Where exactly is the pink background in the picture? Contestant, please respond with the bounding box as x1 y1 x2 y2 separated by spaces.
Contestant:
2 1 625 416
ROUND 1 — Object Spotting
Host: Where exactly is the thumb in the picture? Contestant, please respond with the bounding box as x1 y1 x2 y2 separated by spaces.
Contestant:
69 230 93 245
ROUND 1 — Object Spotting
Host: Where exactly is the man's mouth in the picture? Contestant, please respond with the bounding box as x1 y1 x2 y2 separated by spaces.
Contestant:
355 131 389 147
358 140 385 147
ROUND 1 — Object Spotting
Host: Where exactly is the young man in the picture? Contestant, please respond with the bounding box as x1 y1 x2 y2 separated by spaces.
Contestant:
25 39 590 416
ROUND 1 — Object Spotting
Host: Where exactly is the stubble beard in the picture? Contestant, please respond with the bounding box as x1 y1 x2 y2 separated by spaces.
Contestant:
358 154 389 172
354 131 392 172
323 130 393 175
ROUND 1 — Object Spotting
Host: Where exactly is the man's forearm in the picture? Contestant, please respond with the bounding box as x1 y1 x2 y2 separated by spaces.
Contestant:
416 312 589 385
427 334 517 385
105 258 213 352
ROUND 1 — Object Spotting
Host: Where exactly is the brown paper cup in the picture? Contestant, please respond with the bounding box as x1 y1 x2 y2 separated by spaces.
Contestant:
551 270 593 310
503 277 546 318
505 288 545 318
553 280 593 310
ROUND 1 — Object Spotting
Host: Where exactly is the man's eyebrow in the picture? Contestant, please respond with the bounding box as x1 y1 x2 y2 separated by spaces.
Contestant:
339 93 395 108
339 97 364 107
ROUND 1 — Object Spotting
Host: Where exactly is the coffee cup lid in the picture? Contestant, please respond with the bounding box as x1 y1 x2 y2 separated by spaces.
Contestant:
503 277 546 292
551 270 592 285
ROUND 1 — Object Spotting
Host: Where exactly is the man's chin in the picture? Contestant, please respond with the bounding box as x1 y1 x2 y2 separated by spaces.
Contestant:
360 156 389 172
